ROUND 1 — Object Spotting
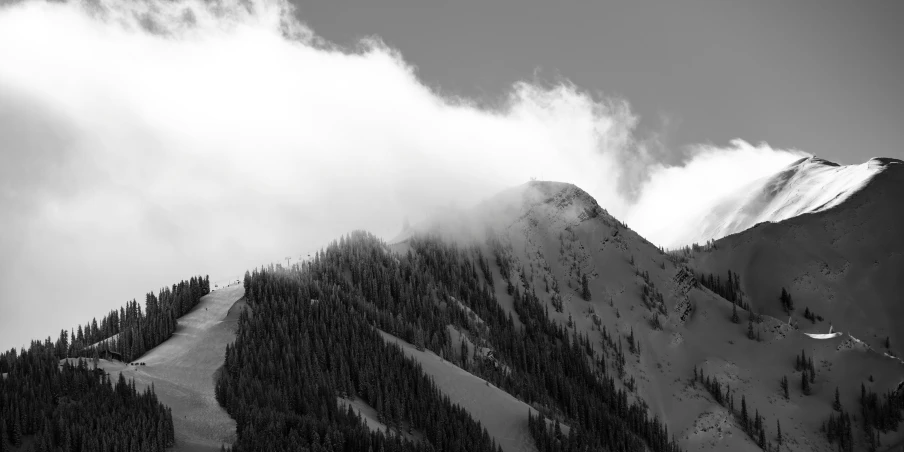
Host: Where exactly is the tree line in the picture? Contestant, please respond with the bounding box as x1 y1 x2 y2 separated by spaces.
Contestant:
57 276 210 363
0 274 210 450
225 231 680 452
0 343 174 452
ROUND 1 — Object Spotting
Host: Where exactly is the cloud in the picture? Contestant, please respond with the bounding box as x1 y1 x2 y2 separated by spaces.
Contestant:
0 0 803 349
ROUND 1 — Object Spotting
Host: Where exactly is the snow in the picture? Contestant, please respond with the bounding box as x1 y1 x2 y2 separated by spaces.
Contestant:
337 396 423 442
804 332 842 340
671 157 898 247
378 329 561 452
87 332 120 349
396 178 904 451
79 285 246 450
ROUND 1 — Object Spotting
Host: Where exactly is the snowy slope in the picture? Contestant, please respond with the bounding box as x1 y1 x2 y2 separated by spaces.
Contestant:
671 157 899 247
397 179 904 452
690 156 904 365
71 285 246 451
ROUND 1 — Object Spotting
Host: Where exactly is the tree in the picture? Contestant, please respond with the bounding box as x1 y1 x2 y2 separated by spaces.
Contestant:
780 287 794 313
777 419 783 445
741 395 749 430
885 336 891 349
801 370 811 395
833 387 842 411
780 376 789 400
731 302 740 324
581 274 591 301
747 319 755 340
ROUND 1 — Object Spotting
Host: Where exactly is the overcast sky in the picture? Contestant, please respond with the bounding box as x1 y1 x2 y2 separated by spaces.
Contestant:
0 0 900 351
295 0 904 164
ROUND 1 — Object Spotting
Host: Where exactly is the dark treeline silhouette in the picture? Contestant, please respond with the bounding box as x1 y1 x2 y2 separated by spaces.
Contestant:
224 231 679 452
0 343 174 452
60 276 210 363
779 287 794 313
697 270 745 307
664 240 717 264
218 236 501 451
819 381 904 451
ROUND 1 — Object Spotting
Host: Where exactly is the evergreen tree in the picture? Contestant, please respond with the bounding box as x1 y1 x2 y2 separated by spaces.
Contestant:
747 319 755 340
780 376 789 400
731 302 740 324
833 387 842 411
777 419 782 445
741 395 748 430
581 273 591 301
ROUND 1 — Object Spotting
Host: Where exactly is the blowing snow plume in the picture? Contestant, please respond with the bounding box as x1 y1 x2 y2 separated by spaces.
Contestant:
0 0 803 349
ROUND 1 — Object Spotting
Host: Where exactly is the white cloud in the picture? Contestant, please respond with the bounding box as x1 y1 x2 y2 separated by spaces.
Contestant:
0 0 803 349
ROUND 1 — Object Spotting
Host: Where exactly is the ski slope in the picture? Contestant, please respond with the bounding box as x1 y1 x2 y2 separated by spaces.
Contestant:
85 284 245 451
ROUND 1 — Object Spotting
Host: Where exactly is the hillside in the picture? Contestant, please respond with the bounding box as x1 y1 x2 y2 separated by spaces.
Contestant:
687 157 904 362
394 179 904 451
670 156 900 247
70 284 246 451
9 177 900 452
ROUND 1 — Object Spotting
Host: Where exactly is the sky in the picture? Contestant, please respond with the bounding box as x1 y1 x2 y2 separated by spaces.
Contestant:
294 0 904 165
0 0 900 351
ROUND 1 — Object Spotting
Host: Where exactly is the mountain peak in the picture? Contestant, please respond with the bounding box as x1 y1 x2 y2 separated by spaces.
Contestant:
476 180 609 225
392 180 609 245
674 156 898 247
788 156 841 168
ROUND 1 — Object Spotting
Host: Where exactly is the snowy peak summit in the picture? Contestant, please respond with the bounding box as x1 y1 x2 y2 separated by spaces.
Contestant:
685 155 900 246
478 181 608 221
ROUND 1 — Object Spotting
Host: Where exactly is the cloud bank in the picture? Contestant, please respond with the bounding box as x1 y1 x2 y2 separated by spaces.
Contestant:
0 0 803 349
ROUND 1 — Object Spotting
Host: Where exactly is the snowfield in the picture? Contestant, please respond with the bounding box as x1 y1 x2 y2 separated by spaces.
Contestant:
69 284 246 451
378 329 559 452
672 157 899 247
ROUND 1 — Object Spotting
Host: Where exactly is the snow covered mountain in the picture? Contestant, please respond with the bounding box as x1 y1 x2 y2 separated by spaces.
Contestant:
688 155 904 365
674 156 901 247
395 179 904 452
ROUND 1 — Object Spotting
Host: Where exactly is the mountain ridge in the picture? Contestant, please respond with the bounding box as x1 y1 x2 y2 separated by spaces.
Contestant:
672 155 902 248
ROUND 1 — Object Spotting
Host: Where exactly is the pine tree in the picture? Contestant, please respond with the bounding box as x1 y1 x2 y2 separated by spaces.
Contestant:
581 274 591 301
777 419 783 444
801 370 810 395
741 395 749 430
833 387 842 411
780 376 789 400
9 417 21 447
747 319 755 340
885 336 891 349
731 302 740 323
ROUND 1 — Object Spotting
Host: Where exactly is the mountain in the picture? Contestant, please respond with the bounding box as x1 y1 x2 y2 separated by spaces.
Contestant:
3 178 903 452
673 156 901 247
391 179 904 451
686 156 904 375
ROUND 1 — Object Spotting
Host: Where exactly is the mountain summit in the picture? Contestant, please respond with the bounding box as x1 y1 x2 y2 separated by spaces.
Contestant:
679 156 902 246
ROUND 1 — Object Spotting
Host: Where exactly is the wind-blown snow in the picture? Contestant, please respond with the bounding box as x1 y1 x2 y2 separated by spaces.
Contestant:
670 157 895 247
